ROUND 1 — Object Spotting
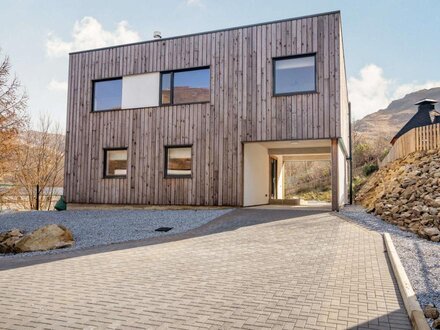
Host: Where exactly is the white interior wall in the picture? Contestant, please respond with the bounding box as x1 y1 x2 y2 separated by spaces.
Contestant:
121 73 160 109
276 156 284 199
243 143 269 206
338 143 347 207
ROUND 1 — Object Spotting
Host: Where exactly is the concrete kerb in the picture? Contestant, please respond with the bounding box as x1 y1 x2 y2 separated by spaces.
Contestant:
383 233 430 330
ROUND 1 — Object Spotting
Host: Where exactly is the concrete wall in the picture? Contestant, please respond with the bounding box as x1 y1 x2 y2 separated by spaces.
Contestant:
243 143 269 206
121 73 160 109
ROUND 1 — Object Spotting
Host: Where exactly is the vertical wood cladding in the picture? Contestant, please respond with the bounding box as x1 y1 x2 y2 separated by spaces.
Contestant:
64 11 346 206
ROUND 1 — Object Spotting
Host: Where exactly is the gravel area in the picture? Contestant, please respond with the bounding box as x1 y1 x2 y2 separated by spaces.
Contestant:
341 205 440 311
0 209 232 258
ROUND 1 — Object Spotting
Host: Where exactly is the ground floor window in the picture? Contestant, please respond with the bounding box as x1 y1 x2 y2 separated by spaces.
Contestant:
104 148 128 178
165 146 192 178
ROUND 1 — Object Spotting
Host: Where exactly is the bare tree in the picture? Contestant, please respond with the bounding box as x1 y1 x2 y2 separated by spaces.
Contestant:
13 114 64 210
0 49 28 175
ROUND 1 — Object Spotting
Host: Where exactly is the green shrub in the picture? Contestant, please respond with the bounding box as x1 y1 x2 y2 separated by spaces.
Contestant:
362 163 379 176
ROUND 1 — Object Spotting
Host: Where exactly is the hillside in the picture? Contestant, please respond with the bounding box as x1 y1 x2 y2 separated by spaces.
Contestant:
354 87 440 139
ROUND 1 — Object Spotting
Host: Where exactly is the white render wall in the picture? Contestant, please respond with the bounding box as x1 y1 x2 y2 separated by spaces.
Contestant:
276 156 284 199
243 143 269 206
121 73 160 109
338 142 348 207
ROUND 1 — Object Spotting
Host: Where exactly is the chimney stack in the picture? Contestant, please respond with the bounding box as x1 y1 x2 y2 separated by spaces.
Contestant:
415 98 437 112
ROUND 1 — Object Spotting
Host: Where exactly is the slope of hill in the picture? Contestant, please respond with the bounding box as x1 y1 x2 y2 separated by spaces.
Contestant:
356 149 440 242
354 87 440 139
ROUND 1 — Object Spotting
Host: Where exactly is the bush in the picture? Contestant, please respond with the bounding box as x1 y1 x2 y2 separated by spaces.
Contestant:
362 163 379 176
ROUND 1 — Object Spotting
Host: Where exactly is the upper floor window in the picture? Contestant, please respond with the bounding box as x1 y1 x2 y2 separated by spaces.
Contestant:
160 68 210 105
93 78 122 111
273 55 316 95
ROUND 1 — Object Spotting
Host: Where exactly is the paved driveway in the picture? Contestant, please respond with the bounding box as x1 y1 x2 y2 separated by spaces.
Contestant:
0 209 410 329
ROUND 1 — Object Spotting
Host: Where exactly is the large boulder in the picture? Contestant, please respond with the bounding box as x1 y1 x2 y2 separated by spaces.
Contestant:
13 224 74 253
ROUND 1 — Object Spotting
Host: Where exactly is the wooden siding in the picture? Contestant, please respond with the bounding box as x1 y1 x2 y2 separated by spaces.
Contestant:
64 12 346 206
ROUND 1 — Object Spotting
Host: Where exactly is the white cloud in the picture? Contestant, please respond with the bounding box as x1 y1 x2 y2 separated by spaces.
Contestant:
46 17 141 57
47 79 68 92
392 81 440 100
348 64 440 120
348 64 391 121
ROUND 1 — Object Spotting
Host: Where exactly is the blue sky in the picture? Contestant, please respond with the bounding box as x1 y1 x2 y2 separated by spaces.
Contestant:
1 0 439 128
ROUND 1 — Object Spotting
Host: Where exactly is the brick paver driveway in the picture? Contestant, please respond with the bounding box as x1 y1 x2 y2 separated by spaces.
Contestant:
0 209 410 329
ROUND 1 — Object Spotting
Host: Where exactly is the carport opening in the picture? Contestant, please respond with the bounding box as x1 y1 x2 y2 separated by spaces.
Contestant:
243 140 332 209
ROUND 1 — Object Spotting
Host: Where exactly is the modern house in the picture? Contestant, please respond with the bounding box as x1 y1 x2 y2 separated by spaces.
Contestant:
64 10 350 211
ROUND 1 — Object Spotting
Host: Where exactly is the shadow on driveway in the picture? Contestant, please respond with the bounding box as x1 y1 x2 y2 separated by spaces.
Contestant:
0 208 327 271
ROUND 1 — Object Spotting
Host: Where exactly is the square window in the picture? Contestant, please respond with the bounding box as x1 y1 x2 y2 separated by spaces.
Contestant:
173 68 210 104
274 55 316 95
165 146 192 177
160 68 210 105
93 78 122 111
104 149 128 177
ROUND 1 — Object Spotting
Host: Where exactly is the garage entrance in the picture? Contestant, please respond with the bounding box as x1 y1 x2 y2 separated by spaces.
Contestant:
243 139 347 211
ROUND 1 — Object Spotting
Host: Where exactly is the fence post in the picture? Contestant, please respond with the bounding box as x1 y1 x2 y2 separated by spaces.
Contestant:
36 184 39 211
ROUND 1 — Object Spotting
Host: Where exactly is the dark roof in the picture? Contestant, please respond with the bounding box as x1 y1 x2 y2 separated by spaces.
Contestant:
391 99 438 144
433 112 440 124
415 99 438 105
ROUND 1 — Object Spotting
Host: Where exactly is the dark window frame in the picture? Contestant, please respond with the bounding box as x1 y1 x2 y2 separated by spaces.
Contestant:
272 53 317 97
103 147 128 179
159 66 211 106
164 145 193 179
91 77 123 112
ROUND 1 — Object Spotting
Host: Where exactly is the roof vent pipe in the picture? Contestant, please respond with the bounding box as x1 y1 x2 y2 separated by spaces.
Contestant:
153 31 162 39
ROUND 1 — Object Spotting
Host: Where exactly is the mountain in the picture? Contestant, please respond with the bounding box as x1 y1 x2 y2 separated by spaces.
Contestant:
353 87 440 139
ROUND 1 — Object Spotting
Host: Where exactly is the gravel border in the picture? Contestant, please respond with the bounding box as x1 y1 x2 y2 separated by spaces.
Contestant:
0 209 233 258
340 205 440 314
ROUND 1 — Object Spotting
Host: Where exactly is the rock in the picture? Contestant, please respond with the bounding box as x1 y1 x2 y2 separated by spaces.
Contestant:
13 224 74 253
433 318 440 329
424 227 440 237
424 304 440 319
0 229 25 253
0 228 23 241
431 235 440 242
356 149 440 241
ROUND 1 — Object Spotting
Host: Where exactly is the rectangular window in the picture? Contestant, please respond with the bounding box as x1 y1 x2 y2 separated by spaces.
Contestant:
93 78 122 111
165 146 192 177
274 55 316 95
160 68 210 105
104 148 128 178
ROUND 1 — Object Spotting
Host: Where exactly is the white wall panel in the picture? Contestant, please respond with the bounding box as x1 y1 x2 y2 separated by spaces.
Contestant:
338 143 348 207
122 73 160 109
243 143 269 206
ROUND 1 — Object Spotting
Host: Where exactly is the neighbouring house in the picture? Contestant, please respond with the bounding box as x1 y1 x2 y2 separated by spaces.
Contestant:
390 99 439 144
64 10 350 211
